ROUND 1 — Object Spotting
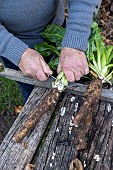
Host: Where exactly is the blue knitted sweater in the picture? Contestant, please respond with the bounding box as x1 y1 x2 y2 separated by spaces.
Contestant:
0 0 98 66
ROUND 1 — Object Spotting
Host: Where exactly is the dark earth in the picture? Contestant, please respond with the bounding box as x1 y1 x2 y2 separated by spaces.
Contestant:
0 78 23 143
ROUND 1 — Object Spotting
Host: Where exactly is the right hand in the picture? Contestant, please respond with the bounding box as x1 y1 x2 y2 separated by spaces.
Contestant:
18 48 53 81
57 47 89 82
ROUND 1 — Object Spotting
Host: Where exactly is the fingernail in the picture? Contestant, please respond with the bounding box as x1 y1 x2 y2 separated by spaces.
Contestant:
85 67 89 75
76 77 80 81
50 71 53 75
57 66 61 73
48 71 53 75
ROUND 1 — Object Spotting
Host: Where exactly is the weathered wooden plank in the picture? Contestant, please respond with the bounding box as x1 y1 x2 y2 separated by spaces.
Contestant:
0 86 59 170
0 68 53 89
0 68 113 102
66 85 113 103
1 71 113 169
78 101 113 170
33 97 113 170
33 94 80 170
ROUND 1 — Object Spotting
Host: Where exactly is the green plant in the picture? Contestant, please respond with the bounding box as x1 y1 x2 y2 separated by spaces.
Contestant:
87 22 113 84
34 24 64 70
35 22 113 84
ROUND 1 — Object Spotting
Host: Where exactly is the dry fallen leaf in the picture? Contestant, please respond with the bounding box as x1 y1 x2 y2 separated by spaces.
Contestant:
69 158 83 170
25 163 35 170
22 142 29 149
14 106 23 114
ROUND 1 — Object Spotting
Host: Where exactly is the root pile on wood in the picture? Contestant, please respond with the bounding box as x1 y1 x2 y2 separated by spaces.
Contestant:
14 89 61 143
73 78 102 150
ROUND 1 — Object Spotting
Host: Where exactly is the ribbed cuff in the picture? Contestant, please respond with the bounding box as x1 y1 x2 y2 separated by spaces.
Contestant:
62 31 89 52
3 36 29 66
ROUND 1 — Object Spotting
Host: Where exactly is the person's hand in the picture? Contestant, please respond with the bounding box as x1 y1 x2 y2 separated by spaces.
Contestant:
18 48 53 81
57 47 89 82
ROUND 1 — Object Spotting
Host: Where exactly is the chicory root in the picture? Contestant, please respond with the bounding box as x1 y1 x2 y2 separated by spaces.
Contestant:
73 78 102 150
73 78 102 127
14 88 61 143
76 107 93 150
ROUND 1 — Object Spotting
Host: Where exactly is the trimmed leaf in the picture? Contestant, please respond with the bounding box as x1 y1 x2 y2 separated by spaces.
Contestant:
107 45 113 57
86 41 97 61
108 47 113 63
101 46 107 69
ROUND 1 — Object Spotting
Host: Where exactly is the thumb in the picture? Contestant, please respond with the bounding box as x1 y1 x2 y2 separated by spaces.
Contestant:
57 61 62 73
39 57 53 75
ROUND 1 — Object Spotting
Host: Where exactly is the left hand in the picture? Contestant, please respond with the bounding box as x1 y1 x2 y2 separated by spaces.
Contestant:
57 47 89 82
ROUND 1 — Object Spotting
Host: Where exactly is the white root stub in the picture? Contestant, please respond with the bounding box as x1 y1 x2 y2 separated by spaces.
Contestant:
83 160 86 168
56 127 59 132
70 120 74 127
52 71 68 91
107 103 111 112
50 163 53 167
94 154 101 162
60 107 66 116
52 80 64 91
70 96 75 102
74 103 78 112
111 120 113 127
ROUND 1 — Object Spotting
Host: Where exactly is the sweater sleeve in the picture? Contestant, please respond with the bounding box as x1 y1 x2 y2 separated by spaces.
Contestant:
0 23 29 66
62 0 98 52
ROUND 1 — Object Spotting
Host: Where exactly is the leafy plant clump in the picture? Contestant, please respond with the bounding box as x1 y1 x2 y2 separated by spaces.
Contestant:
87 22 113 84
35 22 113 84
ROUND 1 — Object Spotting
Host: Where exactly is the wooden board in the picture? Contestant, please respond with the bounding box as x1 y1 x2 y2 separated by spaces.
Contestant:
33 93 79 170
0 87 55 170
33 97 113 170
78 101 113 170
0 68 113 103
0 86 80 170
1 83 113 170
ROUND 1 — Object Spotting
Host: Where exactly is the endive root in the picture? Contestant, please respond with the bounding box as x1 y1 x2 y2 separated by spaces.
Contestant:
73 78 102 150
13 89 61 143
